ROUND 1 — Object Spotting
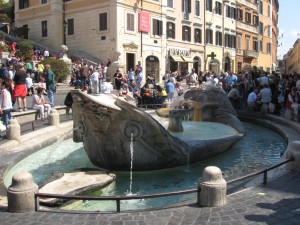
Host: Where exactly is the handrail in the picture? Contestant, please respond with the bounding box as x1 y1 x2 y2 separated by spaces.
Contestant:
34 157 294 213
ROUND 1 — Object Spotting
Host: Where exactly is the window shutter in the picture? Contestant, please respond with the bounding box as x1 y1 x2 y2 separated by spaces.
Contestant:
159 20 163 35
172 23 175 39
188 0 191 13
153 19 157 35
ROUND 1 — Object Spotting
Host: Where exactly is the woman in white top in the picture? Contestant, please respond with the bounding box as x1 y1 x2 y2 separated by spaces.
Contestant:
33 87 51 120
90 67 100 94
0 80 13 126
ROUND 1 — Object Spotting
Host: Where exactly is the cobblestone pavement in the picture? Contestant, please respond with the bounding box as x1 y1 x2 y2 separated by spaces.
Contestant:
0 169 299 225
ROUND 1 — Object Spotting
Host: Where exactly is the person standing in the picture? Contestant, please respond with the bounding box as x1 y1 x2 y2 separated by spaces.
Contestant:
0 80 13 126
13 63 27 111
90 67 99 94
136 66 144 91
44 48 50 59
165 79 175 103
80 62 89 90
45 64 55 106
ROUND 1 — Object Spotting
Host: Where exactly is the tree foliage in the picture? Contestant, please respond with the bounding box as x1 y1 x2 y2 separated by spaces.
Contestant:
43 57 70 82
18 40 33 61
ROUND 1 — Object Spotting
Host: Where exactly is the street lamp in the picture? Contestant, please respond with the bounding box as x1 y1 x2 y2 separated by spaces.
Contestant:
63 20 67 45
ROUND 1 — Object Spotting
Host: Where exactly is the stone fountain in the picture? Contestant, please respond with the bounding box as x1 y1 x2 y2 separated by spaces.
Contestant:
70 82 245 171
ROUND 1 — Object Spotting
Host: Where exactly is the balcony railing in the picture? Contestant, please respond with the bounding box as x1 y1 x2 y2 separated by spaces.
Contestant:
238 0 259 10
244 49 259 58
236 21 258 33
183 12 189 20
236 49 243 56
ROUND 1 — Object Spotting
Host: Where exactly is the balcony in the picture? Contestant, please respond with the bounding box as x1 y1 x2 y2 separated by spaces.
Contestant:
183 12 189 20
237 0 258 11
236 21 258 33
236 49 243 56
244 49 259 59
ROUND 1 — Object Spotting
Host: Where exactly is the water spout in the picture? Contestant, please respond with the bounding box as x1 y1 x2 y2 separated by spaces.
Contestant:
129 131 134 195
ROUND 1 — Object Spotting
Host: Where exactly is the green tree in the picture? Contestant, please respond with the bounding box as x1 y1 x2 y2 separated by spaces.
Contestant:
43 57 70 82
18 40 33 61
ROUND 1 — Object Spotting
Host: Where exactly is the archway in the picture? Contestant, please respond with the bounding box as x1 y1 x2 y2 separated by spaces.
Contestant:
193 56 201 74
224 56 231 72
146 55 160 82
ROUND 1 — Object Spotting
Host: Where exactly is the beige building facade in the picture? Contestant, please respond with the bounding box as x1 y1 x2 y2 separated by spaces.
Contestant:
286 39 300 74
235 0 259 73
256 0 273 73
205 0 237 74
14 0 278 78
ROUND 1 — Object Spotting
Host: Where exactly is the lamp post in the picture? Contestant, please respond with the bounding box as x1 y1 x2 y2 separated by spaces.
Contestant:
63 20 67 45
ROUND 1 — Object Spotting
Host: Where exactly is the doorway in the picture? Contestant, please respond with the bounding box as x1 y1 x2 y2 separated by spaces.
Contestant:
224 56 231 72
126 53 135 73
146 55 159 82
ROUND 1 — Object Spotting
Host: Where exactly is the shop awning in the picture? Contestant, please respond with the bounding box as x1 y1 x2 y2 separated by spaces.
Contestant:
181 56 194 63
170 55 185 62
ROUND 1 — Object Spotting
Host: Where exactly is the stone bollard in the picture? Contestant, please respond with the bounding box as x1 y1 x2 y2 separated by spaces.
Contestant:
6 118 21 142
48 108 60 127
285 141 300 172
198 166 227 207
7 172 38 213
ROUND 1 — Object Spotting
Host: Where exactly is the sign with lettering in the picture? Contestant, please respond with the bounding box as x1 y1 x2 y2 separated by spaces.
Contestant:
139 11 150 33
168 47 191 57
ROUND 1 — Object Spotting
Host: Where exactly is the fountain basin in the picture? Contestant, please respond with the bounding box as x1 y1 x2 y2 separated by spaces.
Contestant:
71 89 245 171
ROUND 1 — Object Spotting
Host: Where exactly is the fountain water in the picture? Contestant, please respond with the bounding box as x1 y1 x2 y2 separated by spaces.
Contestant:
129 132 134 195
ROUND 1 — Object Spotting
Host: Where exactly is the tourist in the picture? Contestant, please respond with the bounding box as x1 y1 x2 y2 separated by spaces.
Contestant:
247 88 259 111
286 86 299 116
227 84 241 109
13 63 27 112
135 66 144 91
7 64 14 80
45 64 56 107
33 87 51 120
175 82 184 96
80 62 88 90
44 48 50 59
103 78 113 94
226 71 237 93
114 69 123 94
25 73 34 96
258 84 272 113
101 62 108 81
187 68 198 87
127 68 135 85
120 83 129 96
90 67 99 94
165 79 175 103
25 60 33 79
0 79 13 126
36 61 44 82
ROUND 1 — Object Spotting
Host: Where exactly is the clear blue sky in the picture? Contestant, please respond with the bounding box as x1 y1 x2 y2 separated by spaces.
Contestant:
277 0 300 59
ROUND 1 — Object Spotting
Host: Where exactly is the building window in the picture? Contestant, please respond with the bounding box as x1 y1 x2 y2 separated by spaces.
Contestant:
41 21 47 37
225 34 236 48
194 28 202 43
182 0 191 13
259 1 263 14
99 12 108 31
206 29 213 44
237 35 241 49
259 22 263 35
195 0 200 16
215 31 222 46
215 1 222 15
237 8 243 21
268 5 271 17
19 0 29 9
246 37 250 50
127 13 134 32
167 22 175 39
245 12 251 24
253 39 258 51
206 0 213 12
167 0 174 8
67 18 74 35
259 40 263 52
41 0 47 4
182 25 191 41
226 6 236 19
153 19 163 36
253 15 259 26
267 42 271 54
23 24 28 39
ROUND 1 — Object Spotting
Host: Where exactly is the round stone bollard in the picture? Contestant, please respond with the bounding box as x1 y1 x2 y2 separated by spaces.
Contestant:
7 172 38 213
285 141 300 172
48 108 60 127
6 118 21 142
198 166 227 207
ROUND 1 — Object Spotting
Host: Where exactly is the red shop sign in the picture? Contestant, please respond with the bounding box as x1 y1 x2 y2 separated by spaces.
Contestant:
139 11 150 33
